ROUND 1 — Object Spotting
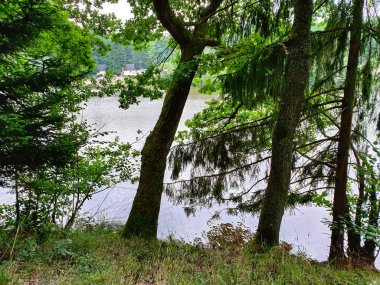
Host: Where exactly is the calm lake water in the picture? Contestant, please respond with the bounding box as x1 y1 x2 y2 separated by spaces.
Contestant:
82 94 376 266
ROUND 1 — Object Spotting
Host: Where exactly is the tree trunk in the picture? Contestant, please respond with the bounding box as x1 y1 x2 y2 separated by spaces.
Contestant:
65 210 77 231
329 0 364 263
347 157 365 257
252 0 313 250
14 174 20 226
361 180 379 266
122 47 204 239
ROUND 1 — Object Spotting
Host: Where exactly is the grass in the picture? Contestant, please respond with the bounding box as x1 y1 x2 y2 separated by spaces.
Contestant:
1 224 379 285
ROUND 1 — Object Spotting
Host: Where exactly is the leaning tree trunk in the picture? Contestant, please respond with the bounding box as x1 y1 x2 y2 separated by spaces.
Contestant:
329 0 364 263
121 0 222 240
252 0 313 250
122 47 203 239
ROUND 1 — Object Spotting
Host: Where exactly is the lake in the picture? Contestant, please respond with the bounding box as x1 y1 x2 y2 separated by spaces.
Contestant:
82 93 364 266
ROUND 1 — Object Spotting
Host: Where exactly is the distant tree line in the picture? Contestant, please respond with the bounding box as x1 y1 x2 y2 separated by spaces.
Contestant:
92 39 169 74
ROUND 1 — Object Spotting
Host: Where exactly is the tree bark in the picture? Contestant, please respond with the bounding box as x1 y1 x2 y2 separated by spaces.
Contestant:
347 151 365 257
122 0 223 239
122 47 203 239
14 174 20 226
252 0 313 250
329 0 364 262
361 180 379 266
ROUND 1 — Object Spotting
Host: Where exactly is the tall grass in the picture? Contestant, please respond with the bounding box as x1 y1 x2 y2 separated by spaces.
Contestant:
1 224 379 285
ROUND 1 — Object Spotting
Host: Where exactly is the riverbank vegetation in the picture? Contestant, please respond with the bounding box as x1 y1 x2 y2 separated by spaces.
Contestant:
1 0 380 283
1 224 379 285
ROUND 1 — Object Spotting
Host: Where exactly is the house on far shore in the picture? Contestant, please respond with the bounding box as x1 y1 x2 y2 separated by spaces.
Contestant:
122 64 137 76
95 63 106 78
120 64 146 77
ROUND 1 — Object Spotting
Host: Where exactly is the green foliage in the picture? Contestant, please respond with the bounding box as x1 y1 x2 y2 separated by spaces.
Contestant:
92 44 131 74
1 136 139 236
345 143 380 248
87 37 174 110
192 74 221 95
0 268 10 285
113 1 163 46
91 40 169 74
17 238 39 261
165 1 380 235
62 0 123 37
0 0 59 54
2 225 378 284
167 97 274 215
312 191 332 208
118 66 169 109
49 239 75 260
0 0 142 238
220 35 288 108
0 0 96 178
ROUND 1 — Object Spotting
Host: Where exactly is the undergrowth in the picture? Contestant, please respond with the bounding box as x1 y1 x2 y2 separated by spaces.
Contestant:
0 223 378 285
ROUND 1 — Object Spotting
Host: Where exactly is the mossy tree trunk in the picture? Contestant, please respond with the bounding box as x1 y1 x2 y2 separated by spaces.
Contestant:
252 0 313 250
122 0 223 239
329 0 364 262
122 47 203 239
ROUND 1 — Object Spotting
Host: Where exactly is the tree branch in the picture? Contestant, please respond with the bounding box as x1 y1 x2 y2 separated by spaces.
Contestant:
196 0 234 27
152 0 193 46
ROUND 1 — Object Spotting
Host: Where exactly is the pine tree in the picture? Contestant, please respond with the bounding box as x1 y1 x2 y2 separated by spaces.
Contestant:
329 0 364 263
